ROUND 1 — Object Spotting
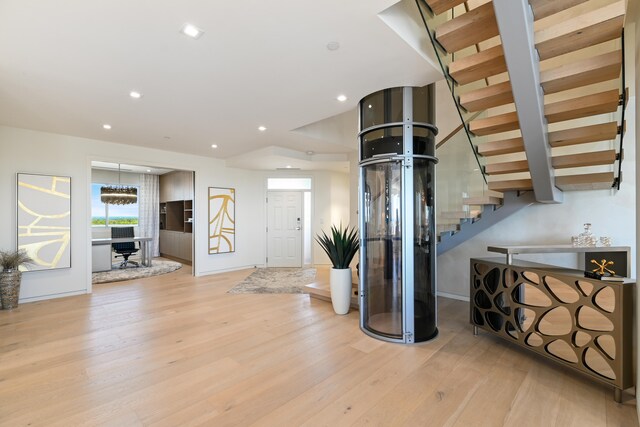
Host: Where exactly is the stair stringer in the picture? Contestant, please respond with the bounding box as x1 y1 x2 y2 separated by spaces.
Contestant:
437 191 536 255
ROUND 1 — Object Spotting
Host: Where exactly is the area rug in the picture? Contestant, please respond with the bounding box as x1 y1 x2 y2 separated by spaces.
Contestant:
228 268 316 294
92 260 182 284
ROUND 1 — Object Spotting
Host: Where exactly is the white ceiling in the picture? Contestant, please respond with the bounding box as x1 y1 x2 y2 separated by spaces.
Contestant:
0 0 442 170
91 161 173 175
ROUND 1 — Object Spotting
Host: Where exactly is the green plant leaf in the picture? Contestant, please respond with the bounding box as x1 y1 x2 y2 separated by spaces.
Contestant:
315 223 359 269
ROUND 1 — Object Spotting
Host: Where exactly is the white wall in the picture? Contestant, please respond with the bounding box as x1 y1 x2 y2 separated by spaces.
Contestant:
0 125 354 303
0 125 266 302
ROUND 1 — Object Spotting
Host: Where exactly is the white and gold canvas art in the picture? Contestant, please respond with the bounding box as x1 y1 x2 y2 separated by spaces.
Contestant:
17 173 71 271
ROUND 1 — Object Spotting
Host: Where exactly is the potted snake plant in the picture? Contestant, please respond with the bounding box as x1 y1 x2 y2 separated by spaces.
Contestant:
315 224 359 315
0 249 33 309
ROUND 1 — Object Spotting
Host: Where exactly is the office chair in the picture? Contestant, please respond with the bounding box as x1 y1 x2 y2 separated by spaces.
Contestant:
111 226 139 269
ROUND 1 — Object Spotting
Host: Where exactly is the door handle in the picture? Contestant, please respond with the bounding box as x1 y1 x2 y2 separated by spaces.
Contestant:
296 227 301 230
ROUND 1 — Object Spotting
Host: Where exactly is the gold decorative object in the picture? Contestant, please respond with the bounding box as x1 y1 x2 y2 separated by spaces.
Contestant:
18 173 71 271
208 187 235 254
591 258 615 276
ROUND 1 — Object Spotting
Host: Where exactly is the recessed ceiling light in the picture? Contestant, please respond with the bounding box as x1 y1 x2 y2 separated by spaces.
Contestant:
258 126 267 132
181 23 203 39
146 169 151 172
368 104 372 109
286 165 292 169
129 91 142 99
337 94 347 102
211 144 218 148
102 124 112 130
326 41 340 51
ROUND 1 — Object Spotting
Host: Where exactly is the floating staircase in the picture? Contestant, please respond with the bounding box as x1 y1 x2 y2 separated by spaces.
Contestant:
418 0 628 253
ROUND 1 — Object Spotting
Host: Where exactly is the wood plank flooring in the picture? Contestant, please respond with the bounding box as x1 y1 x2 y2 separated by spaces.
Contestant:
0 267 637 426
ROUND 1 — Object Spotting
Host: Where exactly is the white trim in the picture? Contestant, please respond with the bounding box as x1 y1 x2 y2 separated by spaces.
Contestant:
20 289 88 304
196 263 265 277
437 291 470 302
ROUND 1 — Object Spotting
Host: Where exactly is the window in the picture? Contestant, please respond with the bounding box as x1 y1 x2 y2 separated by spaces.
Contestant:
91 183 139 226
267 178 312 190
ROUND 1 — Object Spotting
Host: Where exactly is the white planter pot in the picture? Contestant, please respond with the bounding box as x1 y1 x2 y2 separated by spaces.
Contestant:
330 267 352 315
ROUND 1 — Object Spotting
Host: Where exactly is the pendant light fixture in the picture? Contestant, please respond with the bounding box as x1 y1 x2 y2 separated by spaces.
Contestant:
100 164 138 205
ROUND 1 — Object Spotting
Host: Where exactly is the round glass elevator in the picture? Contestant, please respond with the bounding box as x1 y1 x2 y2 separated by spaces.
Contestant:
358 86 438 344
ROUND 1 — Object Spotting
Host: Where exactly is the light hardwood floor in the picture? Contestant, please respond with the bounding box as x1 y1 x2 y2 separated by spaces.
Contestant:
0 267 637 426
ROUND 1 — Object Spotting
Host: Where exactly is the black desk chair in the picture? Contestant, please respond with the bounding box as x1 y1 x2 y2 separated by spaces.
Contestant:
111 226 139 269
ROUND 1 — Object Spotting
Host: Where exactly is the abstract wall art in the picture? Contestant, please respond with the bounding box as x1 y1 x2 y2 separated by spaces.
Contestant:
208 187 235 254
17 173 71 271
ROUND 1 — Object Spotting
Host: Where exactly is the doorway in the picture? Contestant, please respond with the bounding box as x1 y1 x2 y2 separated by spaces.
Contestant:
266 177 312 267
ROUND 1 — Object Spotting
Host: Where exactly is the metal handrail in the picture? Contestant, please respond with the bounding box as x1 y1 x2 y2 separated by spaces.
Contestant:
615 29 626 190
415 0 487 184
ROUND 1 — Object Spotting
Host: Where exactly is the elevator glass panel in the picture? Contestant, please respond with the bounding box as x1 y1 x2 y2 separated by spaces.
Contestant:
362 160 403 339
413 157 437 341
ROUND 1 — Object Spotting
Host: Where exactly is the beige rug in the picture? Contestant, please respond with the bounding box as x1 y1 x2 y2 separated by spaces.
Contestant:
92 260 182 284
228 268 316 294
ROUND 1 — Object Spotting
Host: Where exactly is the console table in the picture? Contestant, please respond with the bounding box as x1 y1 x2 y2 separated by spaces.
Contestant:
470 256 634 402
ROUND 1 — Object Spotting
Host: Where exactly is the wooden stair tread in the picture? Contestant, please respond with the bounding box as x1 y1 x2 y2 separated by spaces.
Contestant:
448 45 507 85
459 81 514 112
549 122 619 147
545 89 620 124
485 160 529 175
425 0 468 15
529 0 590 20
469 111 519 136
535 1 625 60
436 2 499 53
439 210 481 219
541 50 622 95
477 137 524 156
552 150 617 169
488 179 533 192
555 172 614 191
463 196 503 206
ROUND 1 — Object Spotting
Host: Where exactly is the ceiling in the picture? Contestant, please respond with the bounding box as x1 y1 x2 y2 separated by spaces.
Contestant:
0 0 442 170
91 161 173 175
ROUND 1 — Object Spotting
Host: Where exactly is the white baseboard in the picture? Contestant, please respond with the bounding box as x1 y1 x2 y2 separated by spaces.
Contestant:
196 264 265 277
437 291 470 302
20 289 88 304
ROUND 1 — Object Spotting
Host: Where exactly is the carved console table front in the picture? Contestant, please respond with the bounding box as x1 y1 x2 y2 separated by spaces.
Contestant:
470 257 634 401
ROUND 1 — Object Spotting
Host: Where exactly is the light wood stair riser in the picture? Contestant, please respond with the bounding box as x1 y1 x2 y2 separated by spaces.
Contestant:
529 0 591 20
435 2 499 53
463 196 503 206
485 160 529 175
552 150 617 169
477 137 524 157
545 90 620 124
535 1 626 60
555 172 615 191
459 81 514 112
549 122 619 147
541 50 622 95
439 210 481 219
488 179 533 192
448 45 507 85
471 90 619 137
469 112 519 136
425 0 468 16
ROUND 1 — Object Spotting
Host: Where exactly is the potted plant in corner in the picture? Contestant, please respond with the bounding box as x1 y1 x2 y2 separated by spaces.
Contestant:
0 249 33 310
315 224 359 315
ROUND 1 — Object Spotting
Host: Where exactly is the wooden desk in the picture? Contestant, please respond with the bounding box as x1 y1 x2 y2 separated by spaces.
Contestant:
91 237 153 270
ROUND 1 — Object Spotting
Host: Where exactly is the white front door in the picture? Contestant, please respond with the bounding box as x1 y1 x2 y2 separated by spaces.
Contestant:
267 191 302 267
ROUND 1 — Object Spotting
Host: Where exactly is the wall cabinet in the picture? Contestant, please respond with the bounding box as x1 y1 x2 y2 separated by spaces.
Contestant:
159 170 194 262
